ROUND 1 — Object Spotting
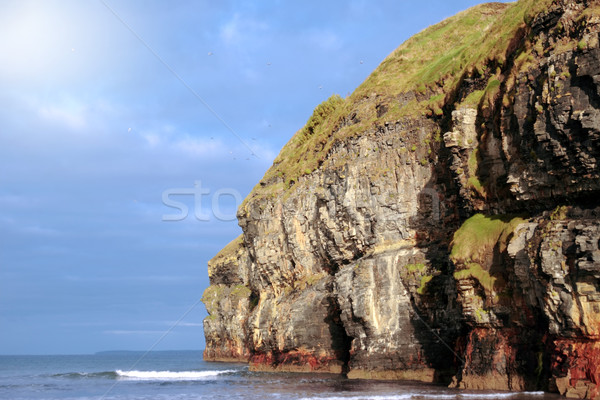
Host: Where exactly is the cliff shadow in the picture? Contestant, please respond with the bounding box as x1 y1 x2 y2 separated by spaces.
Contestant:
403 133 467 384
402 183 465 385
324 291 353 375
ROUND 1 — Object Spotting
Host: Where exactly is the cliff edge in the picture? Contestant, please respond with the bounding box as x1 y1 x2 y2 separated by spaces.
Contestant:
202 0 600 398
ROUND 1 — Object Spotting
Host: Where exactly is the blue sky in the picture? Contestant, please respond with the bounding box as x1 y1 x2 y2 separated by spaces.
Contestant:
0 0 506 355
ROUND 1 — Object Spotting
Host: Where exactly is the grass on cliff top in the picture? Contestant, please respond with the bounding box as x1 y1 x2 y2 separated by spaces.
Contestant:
450 213 526 264
241 0 554 209
353 3 507 100
202 284 252 316
209 234 243 266
241 93 349 209
269 94 344 186
351 0 552 114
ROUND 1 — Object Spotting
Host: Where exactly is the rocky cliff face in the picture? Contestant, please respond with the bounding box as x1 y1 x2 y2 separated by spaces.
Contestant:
202 0 600 398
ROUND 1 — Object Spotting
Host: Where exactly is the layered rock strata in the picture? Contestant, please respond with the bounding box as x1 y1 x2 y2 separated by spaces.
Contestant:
202 0 600 398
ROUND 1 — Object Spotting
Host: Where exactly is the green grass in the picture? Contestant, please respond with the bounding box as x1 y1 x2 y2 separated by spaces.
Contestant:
231 284 252 300
468 148 479 173
483 78 502 103
474 306 490 322
239 0 558 210
406 263 426 273
535 351 544 378
202 283 252 316
461 89 485 108
417 275 433 295
450 213 526 263
208 234 245 280
284 272 328 295
471 76 506 111
577 3 600 26
241 94 345 208
210 235 243 263
550 205 568 220
202 284 225 315
468 176 485 194
467 148 486 196
351 2 510 120
486 79 501 92
352 0 553 111
274 94 345 185
454 262 496 293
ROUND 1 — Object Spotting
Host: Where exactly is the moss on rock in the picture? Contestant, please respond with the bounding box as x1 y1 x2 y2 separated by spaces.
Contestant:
450 213 526 264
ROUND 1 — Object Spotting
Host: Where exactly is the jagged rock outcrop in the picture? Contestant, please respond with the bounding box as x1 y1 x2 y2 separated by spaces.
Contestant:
202 0 600 398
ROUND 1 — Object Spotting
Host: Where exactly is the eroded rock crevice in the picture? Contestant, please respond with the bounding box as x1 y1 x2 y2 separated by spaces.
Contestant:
324 293 353 375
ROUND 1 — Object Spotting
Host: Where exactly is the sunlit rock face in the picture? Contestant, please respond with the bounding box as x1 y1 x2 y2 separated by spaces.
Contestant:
203 1 600 398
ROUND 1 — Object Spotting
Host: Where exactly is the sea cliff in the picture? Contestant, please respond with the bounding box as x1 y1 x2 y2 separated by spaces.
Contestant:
202 0 600 398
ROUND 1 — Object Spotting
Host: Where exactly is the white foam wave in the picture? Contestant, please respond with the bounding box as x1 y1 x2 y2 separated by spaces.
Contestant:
299 392 546 400
115 369 235 381
459 392 546 398
299 395 414 400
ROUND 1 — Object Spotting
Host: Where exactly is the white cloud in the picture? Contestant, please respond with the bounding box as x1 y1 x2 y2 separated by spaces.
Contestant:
142 132 162 147
177 322 204 327
133 124 227 158
219 13 268 46
38 104 87 131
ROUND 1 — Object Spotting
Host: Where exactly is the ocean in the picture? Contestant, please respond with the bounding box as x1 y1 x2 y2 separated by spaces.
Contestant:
0 351 563 400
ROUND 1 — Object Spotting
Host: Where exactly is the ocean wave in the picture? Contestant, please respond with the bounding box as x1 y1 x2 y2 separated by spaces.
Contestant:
459 392 546 398
52 371 118 379
115 369 236 381
298 392 547 400
298 395 415 400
